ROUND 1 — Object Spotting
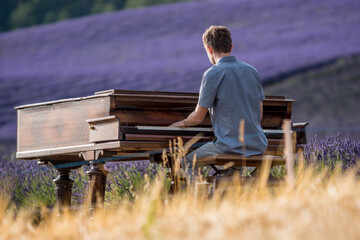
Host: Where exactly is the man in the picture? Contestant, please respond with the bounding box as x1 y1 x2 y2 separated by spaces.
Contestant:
170 25 268 181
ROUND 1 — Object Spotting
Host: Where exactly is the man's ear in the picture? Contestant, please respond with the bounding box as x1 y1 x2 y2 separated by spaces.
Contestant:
207 45 213 54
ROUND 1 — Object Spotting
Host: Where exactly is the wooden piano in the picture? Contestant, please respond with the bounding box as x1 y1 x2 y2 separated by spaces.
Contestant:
15 89 308 209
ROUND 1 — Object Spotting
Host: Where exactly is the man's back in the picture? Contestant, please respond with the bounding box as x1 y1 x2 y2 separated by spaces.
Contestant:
170 26 268 181
198 56 268 157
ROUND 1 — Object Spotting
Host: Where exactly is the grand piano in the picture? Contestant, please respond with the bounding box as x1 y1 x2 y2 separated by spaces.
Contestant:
15 89 308 209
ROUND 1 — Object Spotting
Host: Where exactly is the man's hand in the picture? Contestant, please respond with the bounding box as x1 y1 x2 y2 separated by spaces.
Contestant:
169 104 208 128
169 120 187 128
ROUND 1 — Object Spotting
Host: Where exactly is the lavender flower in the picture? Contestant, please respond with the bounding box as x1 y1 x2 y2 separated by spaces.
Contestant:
1 134 359 207
303 134 360 170
1 0 360 141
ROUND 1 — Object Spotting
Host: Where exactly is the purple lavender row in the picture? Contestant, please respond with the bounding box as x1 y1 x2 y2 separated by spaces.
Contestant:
0 157 160 207
1 135 359 207
303 134 360 170
1 0 360 140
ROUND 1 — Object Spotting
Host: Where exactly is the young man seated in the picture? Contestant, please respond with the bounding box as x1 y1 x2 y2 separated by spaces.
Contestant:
170 25 268 182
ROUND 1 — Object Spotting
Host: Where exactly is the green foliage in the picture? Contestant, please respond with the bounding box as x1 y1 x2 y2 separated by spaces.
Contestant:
11 170 57 208
270 166 286 178
125 0 184 8
0 0 189 32
0 0 21 31
106 164 165 203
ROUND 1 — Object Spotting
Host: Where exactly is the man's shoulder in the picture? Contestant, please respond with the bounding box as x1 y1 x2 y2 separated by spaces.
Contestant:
237 61 261 80
203 65 224 79
204 60 260 79
238 61 259 73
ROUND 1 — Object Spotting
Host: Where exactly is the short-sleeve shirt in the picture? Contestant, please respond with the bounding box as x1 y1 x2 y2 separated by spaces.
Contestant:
198 56 268 157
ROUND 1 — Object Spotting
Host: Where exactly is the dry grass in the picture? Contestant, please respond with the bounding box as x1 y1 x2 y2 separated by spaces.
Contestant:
1 162 360 240
1 126 360 239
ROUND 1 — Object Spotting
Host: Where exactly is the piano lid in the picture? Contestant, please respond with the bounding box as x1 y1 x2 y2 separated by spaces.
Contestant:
15 89 294 110
95 89 198 96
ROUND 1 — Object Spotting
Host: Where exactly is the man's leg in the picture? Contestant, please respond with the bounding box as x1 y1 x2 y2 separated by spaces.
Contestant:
184 142 224 184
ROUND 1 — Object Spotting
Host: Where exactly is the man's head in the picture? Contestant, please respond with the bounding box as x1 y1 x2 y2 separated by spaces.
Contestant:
202 26 233 65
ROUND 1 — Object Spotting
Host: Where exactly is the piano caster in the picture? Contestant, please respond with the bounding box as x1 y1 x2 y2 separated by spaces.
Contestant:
53 168 74 211
86 163 108 213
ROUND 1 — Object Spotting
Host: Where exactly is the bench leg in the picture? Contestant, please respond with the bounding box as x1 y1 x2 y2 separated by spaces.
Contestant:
86 163 108 212
53 168 74 211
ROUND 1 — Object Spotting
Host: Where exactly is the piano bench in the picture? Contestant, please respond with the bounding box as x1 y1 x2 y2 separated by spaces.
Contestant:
196 154 285 168
196 154 285 188
207 175 285 190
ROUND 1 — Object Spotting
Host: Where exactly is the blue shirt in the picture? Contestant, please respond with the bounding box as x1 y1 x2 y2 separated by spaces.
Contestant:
198 56 268 157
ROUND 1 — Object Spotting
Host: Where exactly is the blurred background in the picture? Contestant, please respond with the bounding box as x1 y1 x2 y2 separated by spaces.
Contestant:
0 0 359 157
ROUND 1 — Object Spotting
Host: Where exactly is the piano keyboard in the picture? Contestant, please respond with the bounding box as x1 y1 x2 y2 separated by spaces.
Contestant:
136 126 213 132
264 129 293 134
135 126 292 134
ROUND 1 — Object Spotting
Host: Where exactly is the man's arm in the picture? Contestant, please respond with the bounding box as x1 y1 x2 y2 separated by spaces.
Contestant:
170 104 208 127
260 101 263 120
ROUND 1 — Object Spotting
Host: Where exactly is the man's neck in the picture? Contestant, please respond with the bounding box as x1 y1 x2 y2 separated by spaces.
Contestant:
213 52 231 64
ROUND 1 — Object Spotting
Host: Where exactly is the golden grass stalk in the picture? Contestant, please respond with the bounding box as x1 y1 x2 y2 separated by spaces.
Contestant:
2 131 360 239
283 119 295 187
1 163 360 239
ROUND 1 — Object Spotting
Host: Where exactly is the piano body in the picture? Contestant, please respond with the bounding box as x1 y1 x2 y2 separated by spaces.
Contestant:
15 89 307 209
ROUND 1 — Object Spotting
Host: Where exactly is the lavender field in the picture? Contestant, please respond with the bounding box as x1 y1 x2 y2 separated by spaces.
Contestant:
0 0 360 143
0 158 160 208
1 1 360 236
1 135 359 208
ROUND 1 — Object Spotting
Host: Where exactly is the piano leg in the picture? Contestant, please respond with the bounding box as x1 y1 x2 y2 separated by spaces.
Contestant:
53 168 74 210
86 163 108 212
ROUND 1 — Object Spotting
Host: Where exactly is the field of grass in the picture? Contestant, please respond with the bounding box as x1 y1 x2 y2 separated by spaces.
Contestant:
1 154 360 239
0 135 358 208
0 0 359 237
